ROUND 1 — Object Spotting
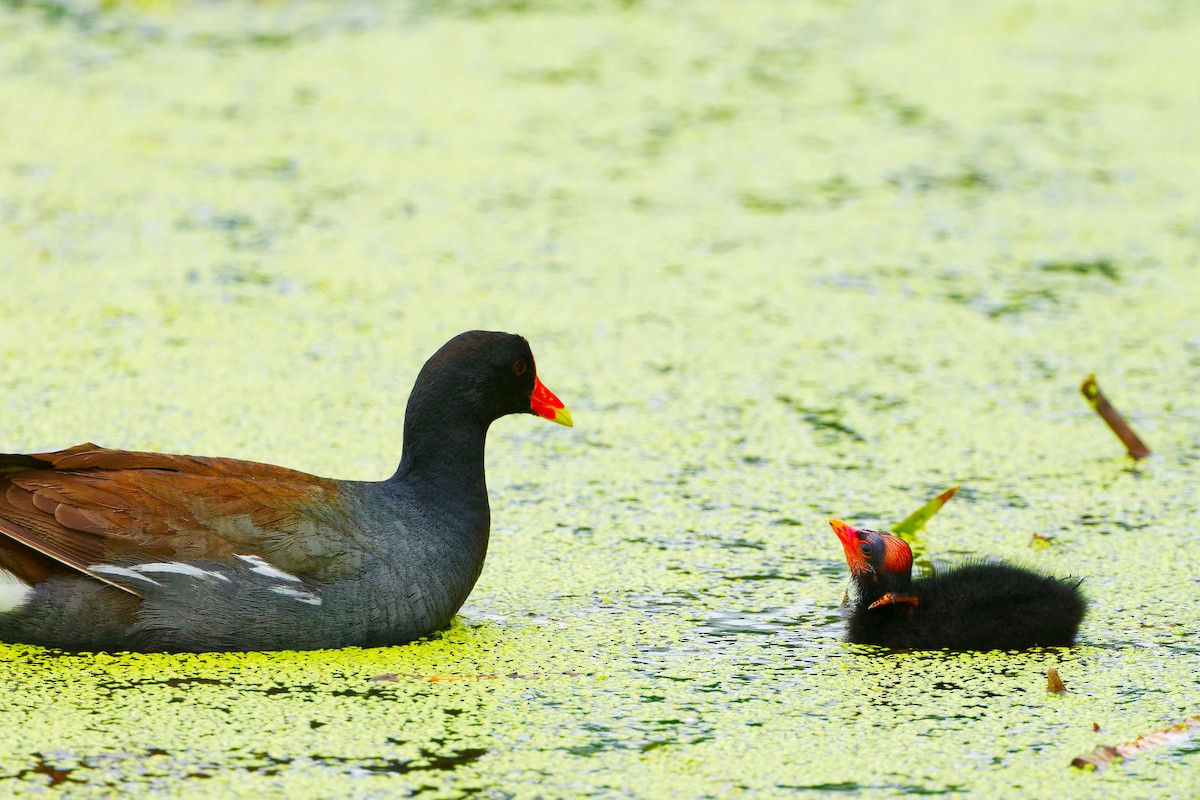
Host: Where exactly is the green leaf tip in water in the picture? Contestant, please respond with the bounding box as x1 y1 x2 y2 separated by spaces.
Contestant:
892 485 959 538
1080 374 1152 459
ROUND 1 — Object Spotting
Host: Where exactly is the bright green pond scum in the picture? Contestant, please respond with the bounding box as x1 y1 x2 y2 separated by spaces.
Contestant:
1 0 1200 796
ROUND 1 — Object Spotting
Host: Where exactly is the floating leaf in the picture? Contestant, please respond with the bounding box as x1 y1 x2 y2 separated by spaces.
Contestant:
1071 714 1200 771
1031 533 1053 550
1047 668 1066 694
379 672 583 683
892 486 959 538
1080 374 1151 459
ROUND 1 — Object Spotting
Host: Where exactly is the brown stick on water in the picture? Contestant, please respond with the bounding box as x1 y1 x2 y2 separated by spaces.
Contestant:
1080 374 1151 459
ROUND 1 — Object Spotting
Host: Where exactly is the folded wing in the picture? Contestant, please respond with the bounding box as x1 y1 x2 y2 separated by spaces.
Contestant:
0 443 353 596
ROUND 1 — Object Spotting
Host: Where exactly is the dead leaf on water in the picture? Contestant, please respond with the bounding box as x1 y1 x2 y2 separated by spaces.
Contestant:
372 672 585 683
1071 714 1200 771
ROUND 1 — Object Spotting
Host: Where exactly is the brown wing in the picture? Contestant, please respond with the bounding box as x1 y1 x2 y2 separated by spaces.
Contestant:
0 443 352 595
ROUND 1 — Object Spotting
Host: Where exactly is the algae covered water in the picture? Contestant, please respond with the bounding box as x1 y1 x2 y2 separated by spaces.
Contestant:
1 0 1199 796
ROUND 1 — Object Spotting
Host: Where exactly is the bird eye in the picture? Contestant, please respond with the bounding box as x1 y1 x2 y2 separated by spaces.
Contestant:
512 359 528 376
860 543 874 557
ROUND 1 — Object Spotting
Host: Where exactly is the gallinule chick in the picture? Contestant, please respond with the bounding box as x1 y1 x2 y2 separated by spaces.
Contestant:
0 331 572 652
830 519 1086 650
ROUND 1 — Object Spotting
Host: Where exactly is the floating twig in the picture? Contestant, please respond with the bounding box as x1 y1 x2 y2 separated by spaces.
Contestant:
1080 375 1151 459
1071 714 1200 771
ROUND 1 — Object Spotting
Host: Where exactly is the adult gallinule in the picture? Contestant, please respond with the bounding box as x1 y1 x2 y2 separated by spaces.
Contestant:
830 519 1086 650
0 331 572 652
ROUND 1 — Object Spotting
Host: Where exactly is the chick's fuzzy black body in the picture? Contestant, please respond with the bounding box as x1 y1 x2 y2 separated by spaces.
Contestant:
847 561 1086 651
830 520 1086 652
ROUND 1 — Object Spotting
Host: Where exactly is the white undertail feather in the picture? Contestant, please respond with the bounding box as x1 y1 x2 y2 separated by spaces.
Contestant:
0 569 32 613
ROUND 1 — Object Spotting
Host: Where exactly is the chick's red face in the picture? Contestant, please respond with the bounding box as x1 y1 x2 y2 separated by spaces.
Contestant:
830 519 870 574
829 519 913 578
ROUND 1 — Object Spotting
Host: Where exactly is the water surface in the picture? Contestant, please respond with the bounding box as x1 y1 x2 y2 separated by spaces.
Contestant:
1 0 1199 796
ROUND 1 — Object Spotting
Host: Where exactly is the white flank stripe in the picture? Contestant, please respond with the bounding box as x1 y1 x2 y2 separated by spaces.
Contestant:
270 586 322 606
235 554 301 582
91 565 164 587
133 563 232 582
0 569 32 612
